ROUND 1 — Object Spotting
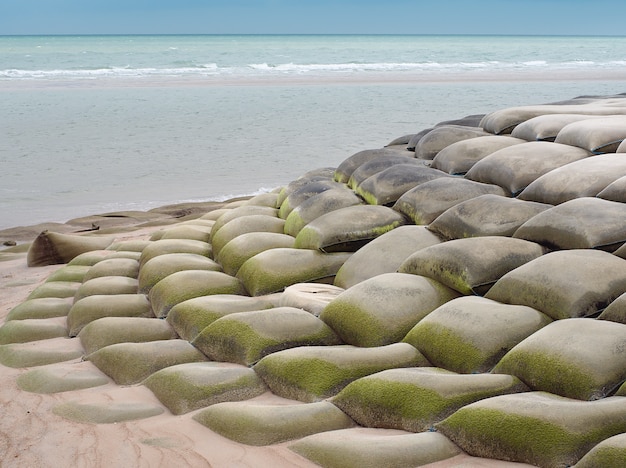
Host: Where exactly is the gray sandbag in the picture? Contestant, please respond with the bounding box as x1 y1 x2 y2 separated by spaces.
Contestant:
597 175 626 202
139 239 211 267
554 116 626 153
209 205 278 240
511 113 604 142
279 283 345 317
518 153 626 205
27 231 115 267
211 215 286 258
277 168 337 206
138 253 222 294
278 180 343 219
414 125 490 160
334 148 413 183
334 226 442 289
82 258 140 281
431 135 525 175
597 292 626 324
406 127 433 151
393 177 508 225
243 191 279 208
320 273 459 347
485 249 626 320
513 197 626 251
464 141 590 195
294 205 406 252
428 194 551 240
216 232 295 276
347 155 425 190
399 236 546 295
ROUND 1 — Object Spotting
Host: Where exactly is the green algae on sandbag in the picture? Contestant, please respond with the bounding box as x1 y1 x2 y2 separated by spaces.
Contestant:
334 226 442 289
0 318 67 344
398 236 546 296
427 194 551 240
6 297 73 321
194 400 354 446
513 197 626 252
216 232 295 276
211 215 286 258
78 316 177 354
331 368 528 432
86 339 208 385
17 365 109 393
53 401 163 424
67 249 117 266
334 148 410 184
289 428 461 468
148 270 247 318
27 281 81 299
67 294 153 337
236 248 352 296
485 250 626 320
294 205 406 252
81 258 140 281
0 338 84 368
143 362 266 415
73 276 139 301
166 294 280 342
492 318 626 401
44 265 91 283
106 239 152 252
403 296 552 374
192 307 342 366
138 253 222 294
320 273 459 348
598 292 626 324
138 239 211 267
27 230 115 267
278 283 344 316
575 433 626 468
435 392 626 468
253 343 429 402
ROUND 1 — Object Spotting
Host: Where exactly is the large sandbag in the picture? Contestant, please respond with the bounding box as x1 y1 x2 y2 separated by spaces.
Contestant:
493 318 626 400
513 197 626 251
27 282 81 300
74 276 139 301
465 142 590 195
82 258 140 281
518 153 626 205
334 226 442 289
278 283 345 317
334 148 412 184
597 175 626 202
399 237 546 295
428 194 551 240
320 273 459 347
209 205 278 240
6 297 73 321
27 231 115 267
277 167 336 206
138 253 222 294
278 180 343 219
294 205 406 252
431 135 525 175
347 156 425 190
598 292 626 324
510 114 603 142
575 433 626 468
393 178 508 225
216 232 295 276
414 125 490 160
0 319 68 345
403 296 552 374
211 215 286 258
139 239 211 267
485 250 626 320
554 116 626 153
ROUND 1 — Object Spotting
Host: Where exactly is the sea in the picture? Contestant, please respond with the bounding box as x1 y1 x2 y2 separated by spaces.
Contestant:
1 34 626 230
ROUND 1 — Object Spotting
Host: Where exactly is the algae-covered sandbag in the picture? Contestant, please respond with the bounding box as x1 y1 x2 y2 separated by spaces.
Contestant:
210 205 279 240
67 294 153 336
0 318 67 344
320 273 459 347
27 231 115 267
331 368 528 432
513 197 626 251
27 281 81 299
106 239 152 252
334 148 412 184
6 297 73 321
194 400 355 446
139 239 211 266
393 177 508 225
403 296 552 374
67 249 116 266
435 392 626 468
428 194 551 240
138 253 222 294
554 115 626 153
598 292 626 324
348 156 425 190
518 153 626 205
253 343 429 402
44 265 91 283
158 225 212 242
74 276 139 301
276 168 336 206
289 428 461 468
216 232 295 276
414 125 489 160
510 113 603 142
17 364 109 394
78 316 177 354
211 215 286 258
355 164 450 206
52 401 164 424
399 237 546 296
464 141 590 195
283 188 363 237
334 225 442 289
575 433 626 468
278 180 343 219
279 283 345 316
431 135 525 175
485 250 626 320
192 307 342 366
82 258 140 281
492 318 626 400
0 338 84 368
143 362 266 415
86 339 208 385
166 294 280 342
597 175 626 203
149 270 247 318
294 205 406 252
236 248 352 296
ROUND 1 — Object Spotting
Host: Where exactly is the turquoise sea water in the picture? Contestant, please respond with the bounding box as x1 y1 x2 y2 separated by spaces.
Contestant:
1 35 626 229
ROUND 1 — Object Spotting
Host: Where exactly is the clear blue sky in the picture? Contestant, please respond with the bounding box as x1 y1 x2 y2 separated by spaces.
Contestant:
2 0 626 35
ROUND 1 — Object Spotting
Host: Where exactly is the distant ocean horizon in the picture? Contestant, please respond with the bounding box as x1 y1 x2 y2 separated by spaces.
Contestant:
1 34 626 230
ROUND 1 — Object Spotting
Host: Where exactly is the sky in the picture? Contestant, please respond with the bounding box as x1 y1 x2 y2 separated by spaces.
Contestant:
2 0 626 36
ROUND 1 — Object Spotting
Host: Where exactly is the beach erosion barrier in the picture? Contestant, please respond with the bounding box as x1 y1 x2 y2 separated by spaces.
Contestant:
1 93 626 467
